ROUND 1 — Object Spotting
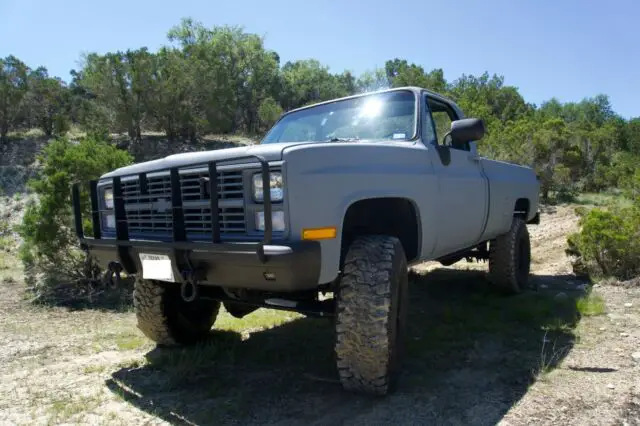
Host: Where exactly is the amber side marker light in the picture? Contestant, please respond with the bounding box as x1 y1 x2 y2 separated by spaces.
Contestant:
302 227 337 240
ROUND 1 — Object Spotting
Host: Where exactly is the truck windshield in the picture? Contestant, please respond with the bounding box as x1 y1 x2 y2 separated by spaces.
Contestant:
261 90 417 144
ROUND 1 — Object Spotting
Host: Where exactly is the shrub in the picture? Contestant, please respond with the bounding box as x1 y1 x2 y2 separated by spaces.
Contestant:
17 136 132 300
566 202 640 280
621 168 640 200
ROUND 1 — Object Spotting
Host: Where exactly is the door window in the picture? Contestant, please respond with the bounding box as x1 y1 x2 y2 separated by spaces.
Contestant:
426 98 470 151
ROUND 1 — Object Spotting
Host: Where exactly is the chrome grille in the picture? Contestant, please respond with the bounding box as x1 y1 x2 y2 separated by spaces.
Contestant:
114 168 246 239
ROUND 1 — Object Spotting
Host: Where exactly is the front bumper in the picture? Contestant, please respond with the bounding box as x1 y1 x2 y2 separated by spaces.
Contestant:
72 155 321 292
81 238 321 292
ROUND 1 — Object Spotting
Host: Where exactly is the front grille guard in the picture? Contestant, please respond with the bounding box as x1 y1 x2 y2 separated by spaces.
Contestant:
71 155 274 264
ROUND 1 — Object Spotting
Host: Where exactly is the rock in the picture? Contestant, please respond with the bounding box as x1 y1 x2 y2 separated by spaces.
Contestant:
624 303 633 308
632 352 640 362
555 292 569 302
599 327 606 331
607 384 616 389
620 332 629 337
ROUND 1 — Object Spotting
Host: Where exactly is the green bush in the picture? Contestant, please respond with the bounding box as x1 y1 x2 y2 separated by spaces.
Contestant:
567 202 640 280
18 136 132 300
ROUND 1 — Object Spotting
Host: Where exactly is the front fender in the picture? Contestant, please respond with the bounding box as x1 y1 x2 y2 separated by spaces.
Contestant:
283 142 438 284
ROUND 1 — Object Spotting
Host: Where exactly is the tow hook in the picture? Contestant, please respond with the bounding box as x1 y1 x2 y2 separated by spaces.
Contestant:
180 280 199 303
104 261 123 289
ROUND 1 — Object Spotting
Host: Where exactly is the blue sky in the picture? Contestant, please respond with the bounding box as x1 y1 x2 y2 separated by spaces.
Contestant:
2 0 639 118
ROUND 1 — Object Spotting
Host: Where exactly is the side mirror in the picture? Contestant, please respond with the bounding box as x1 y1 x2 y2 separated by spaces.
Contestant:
449 118 485 145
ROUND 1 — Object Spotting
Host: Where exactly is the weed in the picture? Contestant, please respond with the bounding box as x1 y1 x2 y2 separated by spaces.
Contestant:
576 293 606 316
83 364 107 374
115 334 148 351
115 358 143 370
48 394 100 422
535 331 571 381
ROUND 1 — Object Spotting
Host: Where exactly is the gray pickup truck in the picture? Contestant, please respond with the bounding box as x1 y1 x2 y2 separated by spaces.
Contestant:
72 86 540 395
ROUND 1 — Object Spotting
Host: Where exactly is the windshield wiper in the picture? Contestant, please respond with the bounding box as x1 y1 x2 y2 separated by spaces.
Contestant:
325 137 360 143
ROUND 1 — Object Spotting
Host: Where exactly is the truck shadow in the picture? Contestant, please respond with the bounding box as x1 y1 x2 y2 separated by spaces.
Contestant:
106 267 585 425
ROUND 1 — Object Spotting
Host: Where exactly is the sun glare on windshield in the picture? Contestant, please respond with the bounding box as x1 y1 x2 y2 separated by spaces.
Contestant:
359 98 383 118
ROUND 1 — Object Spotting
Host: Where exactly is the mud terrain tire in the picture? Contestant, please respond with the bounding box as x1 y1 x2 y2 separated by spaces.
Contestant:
133 279 220 346
488 217 531 294
335 235 409 395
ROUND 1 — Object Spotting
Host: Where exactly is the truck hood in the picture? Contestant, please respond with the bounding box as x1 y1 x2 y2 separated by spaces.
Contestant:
101 141 309 179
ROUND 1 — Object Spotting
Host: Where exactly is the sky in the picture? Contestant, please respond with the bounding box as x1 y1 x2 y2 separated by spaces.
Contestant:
1 0 639 118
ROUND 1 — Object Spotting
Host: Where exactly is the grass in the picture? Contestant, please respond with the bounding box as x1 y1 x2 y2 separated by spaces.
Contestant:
6 128 46 141
83 364 107 374
573 192 633 208
216 305 303 333
576 293 606 316
141 307 306 387
48 394 101 423
115 334 148 351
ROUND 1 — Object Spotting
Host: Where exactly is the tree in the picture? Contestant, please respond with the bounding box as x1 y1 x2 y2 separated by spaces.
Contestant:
168 19 281 135
257 97 282 131
532 118 571 200
384 58 447 93
22 67 70 137
79 48 154 140
279 59 354 111
356 68 390 93
0 55 29 142
146 47 196 140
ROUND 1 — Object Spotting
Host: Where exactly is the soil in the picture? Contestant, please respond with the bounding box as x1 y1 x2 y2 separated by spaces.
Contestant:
0 204 638 425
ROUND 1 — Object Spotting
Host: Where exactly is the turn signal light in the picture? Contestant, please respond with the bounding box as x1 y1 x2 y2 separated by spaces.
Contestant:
302 227 337 240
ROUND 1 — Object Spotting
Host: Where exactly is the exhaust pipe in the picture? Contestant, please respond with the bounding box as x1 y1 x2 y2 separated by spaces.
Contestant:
180 280 199 302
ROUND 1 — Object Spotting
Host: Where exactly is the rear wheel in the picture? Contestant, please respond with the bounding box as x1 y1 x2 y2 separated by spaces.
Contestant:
335 235 409 395
133 279 220 346
488 217 531 294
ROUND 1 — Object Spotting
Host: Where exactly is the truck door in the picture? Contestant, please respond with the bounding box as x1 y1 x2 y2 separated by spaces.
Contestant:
423 95 489 256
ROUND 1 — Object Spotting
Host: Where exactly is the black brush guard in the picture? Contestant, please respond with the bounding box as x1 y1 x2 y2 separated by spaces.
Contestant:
71 155 321 292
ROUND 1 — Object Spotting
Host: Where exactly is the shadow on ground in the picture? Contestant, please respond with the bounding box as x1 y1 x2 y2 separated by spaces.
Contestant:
33 277 136 313
106 268 586 426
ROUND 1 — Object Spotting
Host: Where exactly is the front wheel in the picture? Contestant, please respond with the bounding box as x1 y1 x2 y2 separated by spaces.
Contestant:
488 217 531 294
133 279 220 346
334 235 409 395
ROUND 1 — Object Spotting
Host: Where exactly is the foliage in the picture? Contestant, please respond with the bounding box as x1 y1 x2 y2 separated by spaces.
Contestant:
257 97 283 131
18 137 132 298
0 55 29 143
567 202 640 280
21 67 71 137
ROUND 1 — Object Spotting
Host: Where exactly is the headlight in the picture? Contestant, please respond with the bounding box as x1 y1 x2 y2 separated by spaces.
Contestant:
252 172 283 202
255 211 285 232
103 213 115 230
103 188 114 209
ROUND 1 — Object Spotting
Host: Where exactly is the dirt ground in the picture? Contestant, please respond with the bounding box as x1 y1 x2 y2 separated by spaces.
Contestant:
0 205 638 426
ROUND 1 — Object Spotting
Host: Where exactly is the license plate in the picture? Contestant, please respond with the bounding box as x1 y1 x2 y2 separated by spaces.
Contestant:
139 253 175 282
